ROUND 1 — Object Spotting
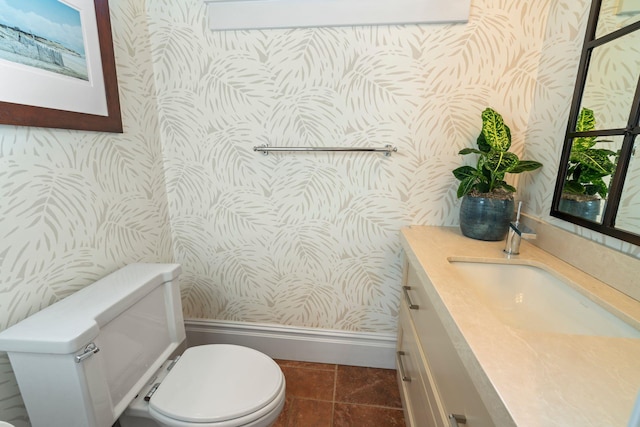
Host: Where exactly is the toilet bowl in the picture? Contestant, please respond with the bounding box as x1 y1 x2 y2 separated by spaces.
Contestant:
120 344 285 427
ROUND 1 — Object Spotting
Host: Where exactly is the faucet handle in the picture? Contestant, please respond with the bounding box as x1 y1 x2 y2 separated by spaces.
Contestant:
504 222 536 255
511 222 536 240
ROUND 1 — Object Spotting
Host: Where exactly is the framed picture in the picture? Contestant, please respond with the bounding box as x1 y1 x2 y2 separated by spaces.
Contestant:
0 0 122 133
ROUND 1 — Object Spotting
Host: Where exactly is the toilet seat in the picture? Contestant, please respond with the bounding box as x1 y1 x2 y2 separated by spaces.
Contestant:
148 344 285 426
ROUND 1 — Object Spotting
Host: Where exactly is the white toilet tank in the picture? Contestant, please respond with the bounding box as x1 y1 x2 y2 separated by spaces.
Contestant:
0 264 184 427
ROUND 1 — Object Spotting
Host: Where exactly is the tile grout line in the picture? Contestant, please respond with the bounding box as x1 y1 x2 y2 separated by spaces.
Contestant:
331 364 338 426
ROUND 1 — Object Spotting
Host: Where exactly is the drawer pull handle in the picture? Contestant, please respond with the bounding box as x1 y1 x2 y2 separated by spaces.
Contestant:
402 286 419 310
396 351 411 382
448 414 467 426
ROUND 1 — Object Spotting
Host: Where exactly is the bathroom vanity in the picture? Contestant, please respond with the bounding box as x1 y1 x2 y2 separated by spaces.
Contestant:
397 226 640 427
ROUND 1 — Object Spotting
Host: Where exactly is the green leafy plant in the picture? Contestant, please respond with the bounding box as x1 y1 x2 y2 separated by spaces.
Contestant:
562 107 617 200
452 108 542 199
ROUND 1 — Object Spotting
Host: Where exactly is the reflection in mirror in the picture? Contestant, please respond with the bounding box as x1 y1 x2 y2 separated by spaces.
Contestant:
580 29 640 130
617 139 640 232
551 0 640 245
596 0 640 38
559 131 621 223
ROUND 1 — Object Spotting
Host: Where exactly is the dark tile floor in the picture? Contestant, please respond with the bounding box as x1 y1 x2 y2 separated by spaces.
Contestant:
273 360 405 427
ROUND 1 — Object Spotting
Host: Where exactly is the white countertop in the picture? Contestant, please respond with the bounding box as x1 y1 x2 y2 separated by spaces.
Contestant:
401 226 640 427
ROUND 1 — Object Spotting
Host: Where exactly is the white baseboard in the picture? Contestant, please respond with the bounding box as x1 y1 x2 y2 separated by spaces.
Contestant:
184 319 397 369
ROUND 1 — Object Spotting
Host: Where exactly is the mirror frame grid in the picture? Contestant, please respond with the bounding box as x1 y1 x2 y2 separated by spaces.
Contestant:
551 0 640 246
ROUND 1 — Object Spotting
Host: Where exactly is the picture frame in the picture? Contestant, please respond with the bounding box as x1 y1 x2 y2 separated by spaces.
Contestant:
0 0 122 133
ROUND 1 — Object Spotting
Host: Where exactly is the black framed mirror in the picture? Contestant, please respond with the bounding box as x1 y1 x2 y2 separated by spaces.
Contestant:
551 0 640 245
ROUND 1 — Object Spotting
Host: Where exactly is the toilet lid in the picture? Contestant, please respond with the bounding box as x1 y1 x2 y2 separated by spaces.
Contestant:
149 344 284 423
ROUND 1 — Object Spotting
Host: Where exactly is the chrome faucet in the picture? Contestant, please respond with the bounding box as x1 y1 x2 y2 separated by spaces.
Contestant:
503 221 536 255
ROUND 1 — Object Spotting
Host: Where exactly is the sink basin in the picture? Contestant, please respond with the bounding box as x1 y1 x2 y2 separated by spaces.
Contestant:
449 260 640 338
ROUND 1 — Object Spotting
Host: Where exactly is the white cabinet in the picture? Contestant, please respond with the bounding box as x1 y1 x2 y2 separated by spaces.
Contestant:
397 260 494 427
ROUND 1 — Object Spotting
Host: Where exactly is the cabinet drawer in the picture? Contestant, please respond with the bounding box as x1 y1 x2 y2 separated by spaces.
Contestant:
397 303 443 427
403 262 494 427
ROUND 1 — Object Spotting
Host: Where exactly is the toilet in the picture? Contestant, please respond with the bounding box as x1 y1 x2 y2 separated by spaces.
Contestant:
120 344 285 427
0 264 285 427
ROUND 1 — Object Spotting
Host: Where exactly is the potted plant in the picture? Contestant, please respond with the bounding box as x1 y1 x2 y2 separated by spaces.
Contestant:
559 107 617 221
452 108 543 241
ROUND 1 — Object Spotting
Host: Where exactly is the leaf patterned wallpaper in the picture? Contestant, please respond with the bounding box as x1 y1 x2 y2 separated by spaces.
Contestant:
146 0 570 330
3 0 635 424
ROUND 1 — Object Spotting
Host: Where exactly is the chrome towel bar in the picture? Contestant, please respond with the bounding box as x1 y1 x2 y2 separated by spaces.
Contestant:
253 144 398 156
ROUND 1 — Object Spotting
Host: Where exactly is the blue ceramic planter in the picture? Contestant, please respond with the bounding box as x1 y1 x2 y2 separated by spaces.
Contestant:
459 195 515 241
558 197 603 222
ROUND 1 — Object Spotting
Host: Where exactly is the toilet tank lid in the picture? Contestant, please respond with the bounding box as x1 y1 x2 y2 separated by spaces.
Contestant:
0 263 181 355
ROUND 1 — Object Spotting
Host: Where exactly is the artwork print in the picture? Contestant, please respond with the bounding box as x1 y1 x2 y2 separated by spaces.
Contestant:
0 0 88 81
